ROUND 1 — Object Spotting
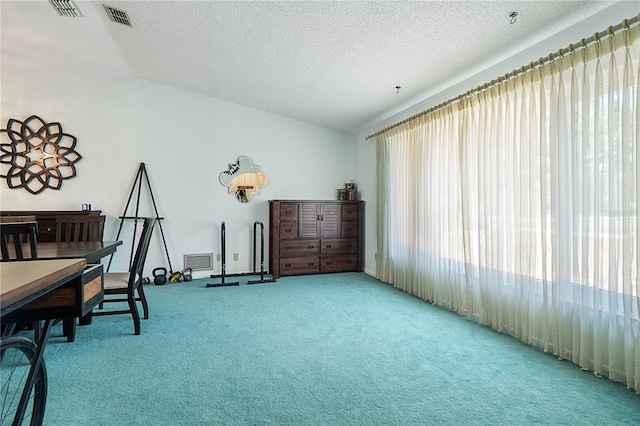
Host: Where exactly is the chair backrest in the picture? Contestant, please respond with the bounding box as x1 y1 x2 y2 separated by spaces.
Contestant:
0 222 38 261
56 214 105 242
128 218 157 289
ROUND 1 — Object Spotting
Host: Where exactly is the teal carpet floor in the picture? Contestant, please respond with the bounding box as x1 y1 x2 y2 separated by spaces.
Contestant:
37 273 638 425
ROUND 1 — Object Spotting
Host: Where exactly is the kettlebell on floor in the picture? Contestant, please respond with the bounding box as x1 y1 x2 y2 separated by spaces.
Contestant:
182 267 193 282
153 267 167 285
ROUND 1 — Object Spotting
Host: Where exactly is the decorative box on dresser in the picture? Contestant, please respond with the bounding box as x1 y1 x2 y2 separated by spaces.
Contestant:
268 200 364 279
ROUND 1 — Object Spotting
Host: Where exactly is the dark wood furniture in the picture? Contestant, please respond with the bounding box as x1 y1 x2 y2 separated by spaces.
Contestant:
2 261 102 333
53 215 106 341
94 218 156 335
54 216 106 340
37 241 119 342
268 200 364 279
1 221 42 338
0 258 87 424
7 241 122 265
3 240 121 342
55 214 105 242
1 259 87 316
0 215 36 223
0 210 102 243
1 222 38 261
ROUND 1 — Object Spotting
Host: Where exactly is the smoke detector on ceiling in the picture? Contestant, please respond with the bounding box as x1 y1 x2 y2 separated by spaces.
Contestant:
103 4 133 27
49 0 83 17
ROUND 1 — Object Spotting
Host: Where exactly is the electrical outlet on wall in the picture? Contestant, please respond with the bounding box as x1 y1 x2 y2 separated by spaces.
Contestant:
216 253 221 261
233 253 239 261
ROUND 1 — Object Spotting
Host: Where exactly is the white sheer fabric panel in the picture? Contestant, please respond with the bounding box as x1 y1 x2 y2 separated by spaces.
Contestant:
376 25 639 391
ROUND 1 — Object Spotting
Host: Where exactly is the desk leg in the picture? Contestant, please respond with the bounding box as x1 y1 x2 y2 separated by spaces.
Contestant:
62 318 76 342
79 312 93 326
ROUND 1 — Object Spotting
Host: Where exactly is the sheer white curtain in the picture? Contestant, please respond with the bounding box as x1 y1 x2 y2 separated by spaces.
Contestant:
376 24 640 391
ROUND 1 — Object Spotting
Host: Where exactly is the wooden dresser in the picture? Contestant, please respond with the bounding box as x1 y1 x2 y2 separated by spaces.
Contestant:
0 210 102 242
268 200 364 279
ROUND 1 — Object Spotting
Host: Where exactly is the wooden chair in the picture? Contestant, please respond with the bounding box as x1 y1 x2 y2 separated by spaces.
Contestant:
55 214 105 242
54 214 105 341
1 222 39 337
0 222 38 261
93 218 156 335
0 216 37 247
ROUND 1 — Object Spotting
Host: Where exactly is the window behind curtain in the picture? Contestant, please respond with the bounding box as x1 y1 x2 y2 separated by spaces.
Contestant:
375 24 639 390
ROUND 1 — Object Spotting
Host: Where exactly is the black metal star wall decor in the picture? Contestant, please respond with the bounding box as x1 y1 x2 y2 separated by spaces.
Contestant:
0 115 82 194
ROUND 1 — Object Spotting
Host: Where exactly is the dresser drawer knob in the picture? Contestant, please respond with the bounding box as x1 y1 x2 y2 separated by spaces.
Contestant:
308 262 314 266
285 246 292 251
308 245 314 249
285 263 292 268
326 244 332 248
285 229 292 233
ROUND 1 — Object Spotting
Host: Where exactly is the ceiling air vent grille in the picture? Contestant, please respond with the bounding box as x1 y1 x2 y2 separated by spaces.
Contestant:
103 4 132 27
49 0 83 17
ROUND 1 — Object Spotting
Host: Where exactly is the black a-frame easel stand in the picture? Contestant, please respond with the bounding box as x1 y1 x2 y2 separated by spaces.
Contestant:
107 162 173 273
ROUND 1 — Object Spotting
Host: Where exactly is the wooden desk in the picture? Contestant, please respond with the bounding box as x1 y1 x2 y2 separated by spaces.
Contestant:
1 258 87 425
1 259 87 317
1 257 101 326
3 241 121 341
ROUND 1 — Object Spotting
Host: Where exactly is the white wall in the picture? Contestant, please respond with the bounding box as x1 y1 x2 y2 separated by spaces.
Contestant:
354 1 640 276
1 77 355 278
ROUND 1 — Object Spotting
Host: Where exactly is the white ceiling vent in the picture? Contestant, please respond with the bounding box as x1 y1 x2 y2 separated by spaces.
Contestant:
49 0 83 17
103 4 132 27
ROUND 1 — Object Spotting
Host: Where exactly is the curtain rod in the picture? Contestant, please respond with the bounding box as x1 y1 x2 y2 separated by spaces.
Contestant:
366 13 640 141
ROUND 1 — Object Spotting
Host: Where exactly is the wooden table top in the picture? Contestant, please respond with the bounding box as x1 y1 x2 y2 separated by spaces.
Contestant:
36 241 122 261
0 258 87 316
7 240 123 264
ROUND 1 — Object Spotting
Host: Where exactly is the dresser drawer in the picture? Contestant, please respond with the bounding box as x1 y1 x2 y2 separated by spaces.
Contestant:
37 218 58 242
280 256 320 275
279 221 298 239
280 204 298 221
341 221 358 238
321 239 357 255
321 255 357 272
280 240 320 257
341 204 359 221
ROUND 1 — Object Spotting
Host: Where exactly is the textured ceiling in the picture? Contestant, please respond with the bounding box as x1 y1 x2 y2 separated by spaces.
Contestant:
0 1 618 133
